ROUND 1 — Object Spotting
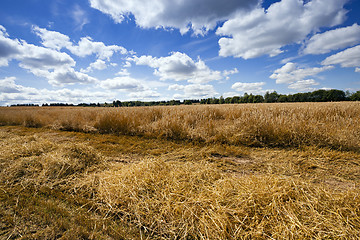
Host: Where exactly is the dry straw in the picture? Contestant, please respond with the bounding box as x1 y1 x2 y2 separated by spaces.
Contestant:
1 102 359 150
91 158 360 239
1 102 360 238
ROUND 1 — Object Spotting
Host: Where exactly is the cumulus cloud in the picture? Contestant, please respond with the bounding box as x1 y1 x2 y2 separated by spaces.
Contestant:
270 62 333 91
99 76 161 100
68 36 127 60
33 26 128 60
169 83 218 99
46 68 97 86
99 76 145 91
33 26 133 81
89 0 259 35
223 68 239 80
18 42 75 71
0 26 132 86
133 52 232 83
321 45 360 70
116 68 130 76
302 24 360 55
81 59 107 73
0 77 114 105
231 82 266 93
32 26 71 50
128 90 160 100
288 79 319 91
0 25 22 66
0 25 93 86
217 0 348 59
0 77 24 93
168 84 185 91
123 61 131 68
270 62 333 84
223 68 239 76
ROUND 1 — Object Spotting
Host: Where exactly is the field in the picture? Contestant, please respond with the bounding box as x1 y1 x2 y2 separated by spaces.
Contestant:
0 102 359 239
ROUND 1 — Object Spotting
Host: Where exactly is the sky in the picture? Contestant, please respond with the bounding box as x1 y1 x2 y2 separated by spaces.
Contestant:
1 0 360 105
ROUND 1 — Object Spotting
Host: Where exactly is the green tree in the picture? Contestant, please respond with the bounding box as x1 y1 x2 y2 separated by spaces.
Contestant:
231 96 240 103
264 91 279 103
278 95 288 103
219 96 225 104
225 97 232 104
350 91 360 101
253 95 264 103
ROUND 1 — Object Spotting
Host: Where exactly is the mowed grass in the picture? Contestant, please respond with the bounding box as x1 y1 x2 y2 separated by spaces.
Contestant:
0 103 360 239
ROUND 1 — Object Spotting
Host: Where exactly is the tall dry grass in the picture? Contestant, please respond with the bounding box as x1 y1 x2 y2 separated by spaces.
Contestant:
1 102 359 150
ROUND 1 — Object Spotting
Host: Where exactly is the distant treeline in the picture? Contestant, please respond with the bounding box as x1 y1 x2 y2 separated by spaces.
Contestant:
9 89 360 107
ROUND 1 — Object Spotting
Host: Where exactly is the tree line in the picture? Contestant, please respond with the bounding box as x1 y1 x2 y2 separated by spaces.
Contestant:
9 89 360 107
201 89 360 104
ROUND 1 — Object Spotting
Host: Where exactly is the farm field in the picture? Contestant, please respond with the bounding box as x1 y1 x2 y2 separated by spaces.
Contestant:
0 102 360 239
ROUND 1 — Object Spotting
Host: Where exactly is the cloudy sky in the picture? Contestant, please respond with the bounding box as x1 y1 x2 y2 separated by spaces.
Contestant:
1 0 360 105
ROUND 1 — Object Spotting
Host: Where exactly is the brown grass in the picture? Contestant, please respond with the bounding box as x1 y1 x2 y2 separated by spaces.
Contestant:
1 102 360 239
1 102 360 151
91 158 359 239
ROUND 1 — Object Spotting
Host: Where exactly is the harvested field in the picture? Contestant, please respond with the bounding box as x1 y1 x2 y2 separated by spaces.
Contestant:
0 103 359 239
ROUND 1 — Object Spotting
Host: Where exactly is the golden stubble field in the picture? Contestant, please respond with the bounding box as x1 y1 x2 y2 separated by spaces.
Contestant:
0 102 359 239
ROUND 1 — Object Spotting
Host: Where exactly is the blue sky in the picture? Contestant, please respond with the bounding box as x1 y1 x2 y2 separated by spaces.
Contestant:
1 0 360 105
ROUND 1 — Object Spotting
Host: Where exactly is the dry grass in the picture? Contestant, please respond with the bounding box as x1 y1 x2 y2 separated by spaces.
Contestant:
1 102 360 239
1 102 360 150
91 158 359 239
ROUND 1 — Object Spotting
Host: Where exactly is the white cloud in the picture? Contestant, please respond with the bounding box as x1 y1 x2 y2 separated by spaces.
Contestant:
231 82 266 93
223 68 239 80
33 26 128 60
90 59 107 70
99 76 145 91
302 24 360 55
116 68 130 76
89 0 259 35
168 84 185 91
99 76 161 100
223 68 239 76
133 52 224 83
15 41 95 86
217 0 348 59
68 37 127 60
32 26 71 50
0 26 22 66
128 90 160 100
0 77 24 93
170 84 218 99
0 25 6 34
0 26 131 86
356 68 360 73
81 59 107 73
321 45 360 69
0 26 91 86
72 5 89 31
123 61 131 68
288 79 319 91
18 41 75 71
22 66 97 87
0 77 115 105
270 62 333 84
47 68 97 86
